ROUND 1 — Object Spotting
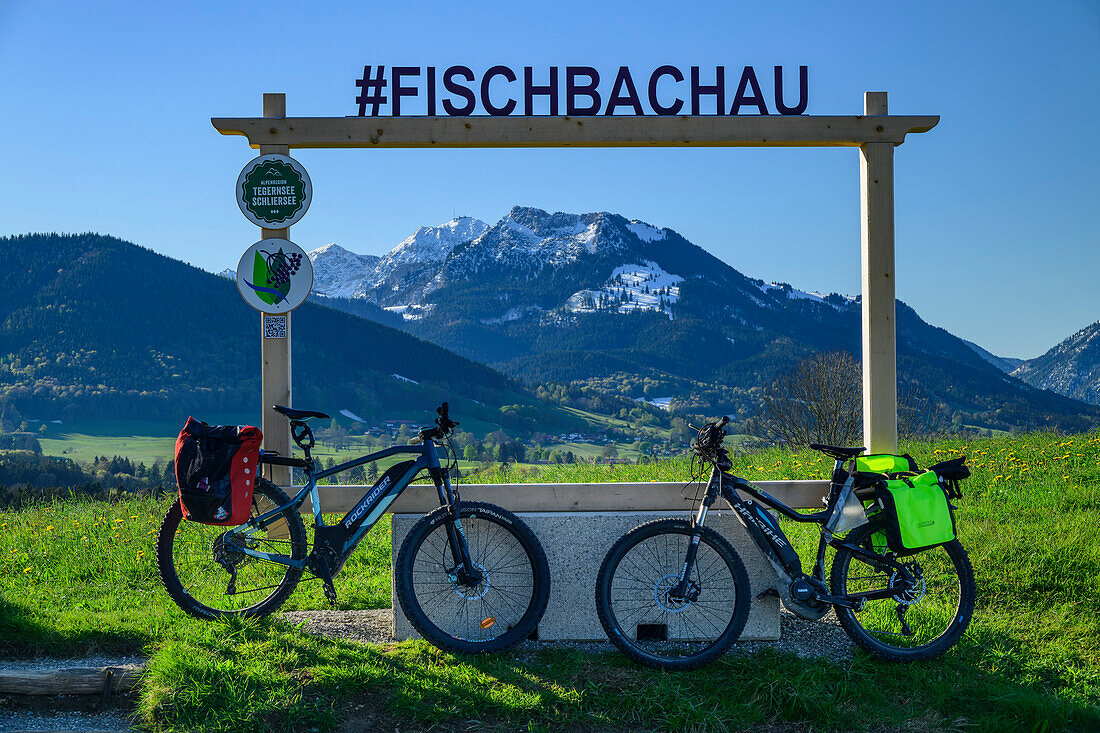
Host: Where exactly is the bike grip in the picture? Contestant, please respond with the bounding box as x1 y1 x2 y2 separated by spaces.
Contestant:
717 416 729 428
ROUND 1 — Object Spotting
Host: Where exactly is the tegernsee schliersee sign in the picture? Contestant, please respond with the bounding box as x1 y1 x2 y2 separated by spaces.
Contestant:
355 65 808 117
236 154 312 228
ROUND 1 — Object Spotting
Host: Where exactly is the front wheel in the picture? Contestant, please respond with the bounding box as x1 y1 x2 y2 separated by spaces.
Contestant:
830 521 975 661
395 501 550 654
595 519 751 671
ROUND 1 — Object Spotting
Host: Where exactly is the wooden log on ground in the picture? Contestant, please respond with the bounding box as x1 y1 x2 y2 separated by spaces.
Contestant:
0 664 143 695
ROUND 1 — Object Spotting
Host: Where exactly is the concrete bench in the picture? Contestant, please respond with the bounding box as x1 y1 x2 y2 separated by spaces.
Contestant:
307 481 828 642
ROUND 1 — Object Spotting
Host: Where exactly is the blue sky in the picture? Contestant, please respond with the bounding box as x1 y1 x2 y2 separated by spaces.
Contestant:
1 0 1097 358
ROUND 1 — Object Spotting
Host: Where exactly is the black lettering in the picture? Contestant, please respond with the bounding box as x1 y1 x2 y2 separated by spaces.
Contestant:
774 65 808 115
442 65 476 116
391 66 420 116
730 66 769 115
690 66 725 115
481 65 517 116
566 66 601 115
427 66 436 116
648 65 684 115
604 66 643 115
524 66 558 115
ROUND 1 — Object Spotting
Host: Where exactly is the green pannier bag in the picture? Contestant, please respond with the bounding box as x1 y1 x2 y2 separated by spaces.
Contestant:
872 470 956 554
854 452 919 477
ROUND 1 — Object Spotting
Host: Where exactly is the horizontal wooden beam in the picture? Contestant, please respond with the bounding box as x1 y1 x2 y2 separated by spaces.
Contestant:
0 664 143 695
211 115 938 149
299 480 830 515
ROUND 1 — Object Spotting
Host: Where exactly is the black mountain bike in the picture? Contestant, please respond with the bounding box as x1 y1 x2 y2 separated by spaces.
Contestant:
157 402 550 653
595 417 976 670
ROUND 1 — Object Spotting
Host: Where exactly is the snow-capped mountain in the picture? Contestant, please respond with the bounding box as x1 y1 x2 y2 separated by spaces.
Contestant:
362 216 488 304
298 205 1096 432
303 217 488 305
1012 321 1100 405
307 243 381 299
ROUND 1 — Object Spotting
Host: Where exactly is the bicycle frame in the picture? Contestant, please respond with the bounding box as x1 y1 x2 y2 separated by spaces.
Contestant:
224 439 459 572
685 462 916 608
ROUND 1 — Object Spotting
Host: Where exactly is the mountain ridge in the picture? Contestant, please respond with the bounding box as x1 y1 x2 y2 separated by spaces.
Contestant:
0 232 596 437
1012 321 1100 405
300 206 1098 432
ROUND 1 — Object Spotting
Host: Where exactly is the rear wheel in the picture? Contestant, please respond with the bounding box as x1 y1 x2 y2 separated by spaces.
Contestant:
395 501 550 654
830 521 975 661
595 519 751 670
157 479 307 619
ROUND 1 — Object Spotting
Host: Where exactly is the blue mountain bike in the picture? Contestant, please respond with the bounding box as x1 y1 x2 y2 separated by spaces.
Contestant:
157 403 550 653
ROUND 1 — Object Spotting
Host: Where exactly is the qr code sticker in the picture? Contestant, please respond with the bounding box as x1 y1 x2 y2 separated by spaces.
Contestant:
264 315 287 339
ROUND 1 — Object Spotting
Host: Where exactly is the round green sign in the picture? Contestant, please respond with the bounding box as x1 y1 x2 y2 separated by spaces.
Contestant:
235 154 312 228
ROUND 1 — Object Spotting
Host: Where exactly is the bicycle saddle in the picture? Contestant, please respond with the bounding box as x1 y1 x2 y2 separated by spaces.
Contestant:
272 405 331 421
809 444 866 461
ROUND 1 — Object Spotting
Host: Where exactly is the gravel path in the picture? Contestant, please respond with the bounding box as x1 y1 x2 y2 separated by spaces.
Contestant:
0 709 135 732
0 656 146 673
279 607 855 663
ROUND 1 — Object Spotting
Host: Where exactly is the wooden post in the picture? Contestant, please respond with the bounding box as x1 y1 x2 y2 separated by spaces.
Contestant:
259 93 292 485
860 91 897 453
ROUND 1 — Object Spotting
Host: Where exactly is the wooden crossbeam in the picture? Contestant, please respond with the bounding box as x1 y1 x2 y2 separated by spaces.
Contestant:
211 114 938 149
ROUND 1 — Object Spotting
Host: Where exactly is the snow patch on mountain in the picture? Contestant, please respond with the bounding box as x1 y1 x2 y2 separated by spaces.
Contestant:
307 243 381 298
383 303 434 321
626 220 665 243
757 282 855 311
565 261 683 317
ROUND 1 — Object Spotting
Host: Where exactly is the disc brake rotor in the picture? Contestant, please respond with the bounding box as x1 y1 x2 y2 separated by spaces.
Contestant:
453 563 490 600
654 574 698 613
889 563 926 606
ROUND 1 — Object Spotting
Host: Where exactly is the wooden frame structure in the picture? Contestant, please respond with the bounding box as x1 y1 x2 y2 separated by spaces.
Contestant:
214 92 937 473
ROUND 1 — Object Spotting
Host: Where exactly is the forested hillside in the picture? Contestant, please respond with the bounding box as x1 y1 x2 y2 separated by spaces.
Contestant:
0 233 583 433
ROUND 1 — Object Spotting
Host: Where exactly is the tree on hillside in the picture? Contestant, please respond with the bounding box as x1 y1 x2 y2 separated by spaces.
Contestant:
748 351 943 449
748 351 862 449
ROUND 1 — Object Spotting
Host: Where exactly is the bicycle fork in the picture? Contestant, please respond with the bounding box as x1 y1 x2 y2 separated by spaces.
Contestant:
670 473 720 601
433 467 483 587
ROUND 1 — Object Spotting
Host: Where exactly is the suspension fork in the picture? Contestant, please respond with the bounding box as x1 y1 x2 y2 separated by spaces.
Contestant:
672 466 721 598
433 466 483 586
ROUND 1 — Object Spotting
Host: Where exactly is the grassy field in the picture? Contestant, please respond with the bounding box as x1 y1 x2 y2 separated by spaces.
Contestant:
33 407 667 474
1 431 1098 731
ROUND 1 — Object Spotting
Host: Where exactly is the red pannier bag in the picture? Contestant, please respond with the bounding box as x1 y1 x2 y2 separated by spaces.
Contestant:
174 417 263 525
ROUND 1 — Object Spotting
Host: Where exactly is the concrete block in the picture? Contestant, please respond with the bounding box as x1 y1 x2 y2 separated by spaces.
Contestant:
391 510 780 642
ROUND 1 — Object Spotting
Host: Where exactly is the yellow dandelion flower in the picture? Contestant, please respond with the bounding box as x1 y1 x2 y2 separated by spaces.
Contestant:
23 567 31 573
45 526 53 531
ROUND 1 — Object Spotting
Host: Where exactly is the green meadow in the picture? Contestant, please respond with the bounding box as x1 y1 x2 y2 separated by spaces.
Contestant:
1 430 1098 731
